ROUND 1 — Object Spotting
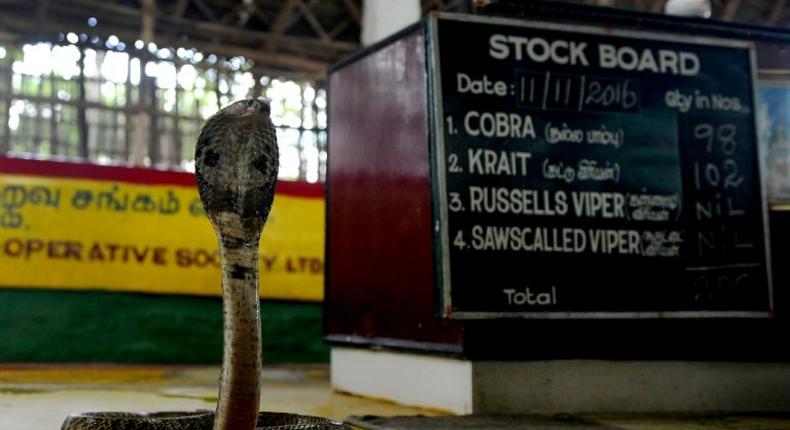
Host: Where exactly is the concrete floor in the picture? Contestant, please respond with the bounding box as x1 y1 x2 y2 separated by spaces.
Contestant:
0 364 434 430
1 365 789 430
348 413 790 430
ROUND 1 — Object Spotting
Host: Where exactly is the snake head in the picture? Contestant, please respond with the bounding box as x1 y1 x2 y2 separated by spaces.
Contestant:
195 98 279 247
220 98 271 117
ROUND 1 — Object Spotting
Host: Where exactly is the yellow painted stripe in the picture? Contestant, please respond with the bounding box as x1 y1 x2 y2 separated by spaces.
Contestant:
0 366 172 384
0 174 324 301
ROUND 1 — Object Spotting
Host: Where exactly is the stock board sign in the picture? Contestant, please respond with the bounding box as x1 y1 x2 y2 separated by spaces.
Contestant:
428 14 772 319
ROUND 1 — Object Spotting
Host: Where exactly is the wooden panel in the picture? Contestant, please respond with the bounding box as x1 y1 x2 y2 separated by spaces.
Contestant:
326 28 463 352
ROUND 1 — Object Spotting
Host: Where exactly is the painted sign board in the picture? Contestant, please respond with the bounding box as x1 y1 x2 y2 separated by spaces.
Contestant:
428 14 773 318
0 157 325 301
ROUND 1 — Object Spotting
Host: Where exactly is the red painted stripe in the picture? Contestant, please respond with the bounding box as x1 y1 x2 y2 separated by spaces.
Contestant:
0 156 324 198
275 180 325 199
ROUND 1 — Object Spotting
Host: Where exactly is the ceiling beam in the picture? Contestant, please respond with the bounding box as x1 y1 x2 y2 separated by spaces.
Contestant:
252 1 272 27
249 65 323 82
217 0 258 27
50 0 358 52
296 0 330 41
141 0 157 43
283 0 321 30
271 0 299 34
329 17 352 39
160 16 356 51
35 0 50 22
721 0 741 21
237 0 257 27
767 0 786 25
423 0 445 13
191 0 219 22
343 0 362 27
196 40 327 72
264 0 300 51
0 11 328 74
220 3 245 24
34 0 50 40
56 0 136 18
173 0 189 18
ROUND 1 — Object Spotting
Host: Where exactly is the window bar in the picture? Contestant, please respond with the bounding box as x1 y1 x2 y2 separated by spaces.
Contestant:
77 45 89 159
49 69 59 156
312 85 324 182
124 55 133 163
111 101 120 161
147 77 160 165
1 56 12 155
172 76 182 168
214 67 222 111
297 83 307 181
33 71 45 155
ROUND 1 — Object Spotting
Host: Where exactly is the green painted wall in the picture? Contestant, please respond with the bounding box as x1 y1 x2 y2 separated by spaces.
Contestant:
0 289 328 364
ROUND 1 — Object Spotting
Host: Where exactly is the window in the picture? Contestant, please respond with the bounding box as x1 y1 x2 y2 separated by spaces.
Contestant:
0 38 327 183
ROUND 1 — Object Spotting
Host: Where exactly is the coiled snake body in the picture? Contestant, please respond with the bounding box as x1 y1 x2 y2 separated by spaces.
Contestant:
61 99 346 430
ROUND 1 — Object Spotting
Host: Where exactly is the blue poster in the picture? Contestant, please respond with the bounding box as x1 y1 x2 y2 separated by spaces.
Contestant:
759 84 790 204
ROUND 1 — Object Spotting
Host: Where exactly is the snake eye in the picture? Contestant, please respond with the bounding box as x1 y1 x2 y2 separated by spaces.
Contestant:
204 149 219 167
253 155 269 175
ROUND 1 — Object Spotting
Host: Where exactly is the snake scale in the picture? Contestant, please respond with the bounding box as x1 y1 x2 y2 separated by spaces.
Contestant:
61 99 347 430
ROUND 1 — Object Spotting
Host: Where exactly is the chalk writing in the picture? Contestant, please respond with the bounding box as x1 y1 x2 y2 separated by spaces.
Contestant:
432 15 769 316
517 71 639 113
541 158 621 183
628 193 680 222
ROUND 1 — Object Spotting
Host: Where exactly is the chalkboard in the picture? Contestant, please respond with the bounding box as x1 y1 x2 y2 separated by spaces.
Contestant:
427 13 773 319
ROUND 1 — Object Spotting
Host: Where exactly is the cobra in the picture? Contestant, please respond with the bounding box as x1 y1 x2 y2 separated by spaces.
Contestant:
61 99 346 430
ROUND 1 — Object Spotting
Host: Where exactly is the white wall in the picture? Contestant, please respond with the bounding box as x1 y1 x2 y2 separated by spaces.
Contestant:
361 0 421 46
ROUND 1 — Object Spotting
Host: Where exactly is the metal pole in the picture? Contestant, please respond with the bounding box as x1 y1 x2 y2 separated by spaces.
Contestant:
77 45 89 159
1 55 13 154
